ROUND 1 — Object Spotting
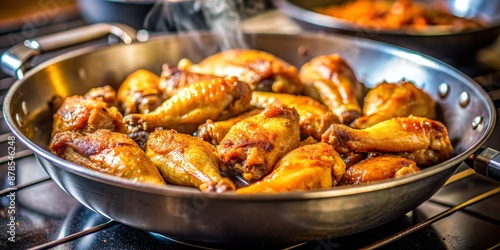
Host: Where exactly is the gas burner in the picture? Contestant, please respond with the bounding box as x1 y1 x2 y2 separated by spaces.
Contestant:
46 204 442 249
56 205 311 249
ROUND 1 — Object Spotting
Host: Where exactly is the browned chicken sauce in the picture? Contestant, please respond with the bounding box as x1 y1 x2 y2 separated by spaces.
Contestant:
48 49 453 193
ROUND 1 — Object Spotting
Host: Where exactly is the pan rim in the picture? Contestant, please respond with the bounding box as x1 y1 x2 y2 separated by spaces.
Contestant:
2 31 496 201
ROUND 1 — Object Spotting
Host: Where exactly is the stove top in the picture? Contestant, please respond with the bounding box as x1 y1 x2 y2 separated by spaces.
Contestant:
0 9 500 250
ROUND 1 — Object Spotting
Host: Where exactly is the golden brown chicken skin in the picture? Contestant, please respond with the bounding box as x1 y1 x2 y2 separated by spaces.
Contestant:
51 96 128 136
321 116 453 166
299 54 364 124
124 76 252 134
197 108 263 145
236 143 346 194
84 85 118 107
50 129 165 185
351 80 436 129
339 154 421 186
116 69 164 115
146 129 235 192
178 49 303 94
159 64 218 98
218 105 301 182
250 91 340 140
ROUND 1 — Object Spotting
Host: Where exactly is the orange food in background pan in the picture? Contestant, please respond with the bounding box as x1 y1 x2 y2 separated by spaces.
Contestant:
314 0 483 31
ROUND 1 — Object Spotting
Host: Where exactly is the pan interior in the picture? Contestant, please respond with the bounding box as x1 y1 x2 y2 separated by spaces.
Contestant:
4 32 495 194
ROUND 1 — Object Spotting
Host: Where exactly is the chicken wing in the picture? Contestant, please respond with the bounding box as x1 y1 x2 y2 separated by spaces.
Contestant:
124 76 252 134
250 91 339 140
218 105 301 182
178 49 303 94
339 154 421 185
84 85 118 108
351 80 436 128
159 64 218 98
299 54 364 124
146 129 235 192
236 143 346 194
50 129 165 185
321 116 453 166
51 95 128 136
197 108 263 145
117 69 164 115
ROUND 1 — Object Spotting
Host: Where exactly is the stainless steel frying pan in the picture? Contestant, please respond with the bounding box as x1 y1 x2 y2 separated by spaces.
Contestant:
1 23 499 243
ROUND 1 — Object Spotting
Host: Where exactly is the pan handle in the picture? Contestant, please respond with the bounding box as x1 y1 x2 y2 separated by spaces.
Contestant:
0 23 137 80
466 148 500 182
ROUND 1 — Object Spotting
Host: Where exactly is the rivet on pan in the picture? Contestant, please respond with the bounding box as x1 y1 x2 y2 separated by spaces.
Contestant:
438 83 449 98
459 92 470 107
15 113 23 127
137 30 150 42
24 39 40 50
21 101 29 115
472 116 483 129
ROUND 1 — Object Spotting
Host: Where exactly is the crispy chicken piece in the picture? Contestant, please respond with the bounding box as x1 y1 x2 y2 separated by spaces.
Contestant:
146 130 235 192
218 105 301 182
49 85 118 112
159 64 218 98
250 91 339 140
178 49 303 94
339 154 421 185
197 108 263 145
351 80 436 128
84 85 118 107
236 143 346 194
321 116 453 166
124 76 252 134
117 69 164 115
50 129 165 185
299 54 364 124
51 96 128 136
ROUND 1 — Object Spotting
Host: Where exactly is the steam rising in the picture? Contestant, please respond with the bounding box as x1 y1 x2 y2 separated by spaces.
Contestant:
201 0 247 50
144 0 248 53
